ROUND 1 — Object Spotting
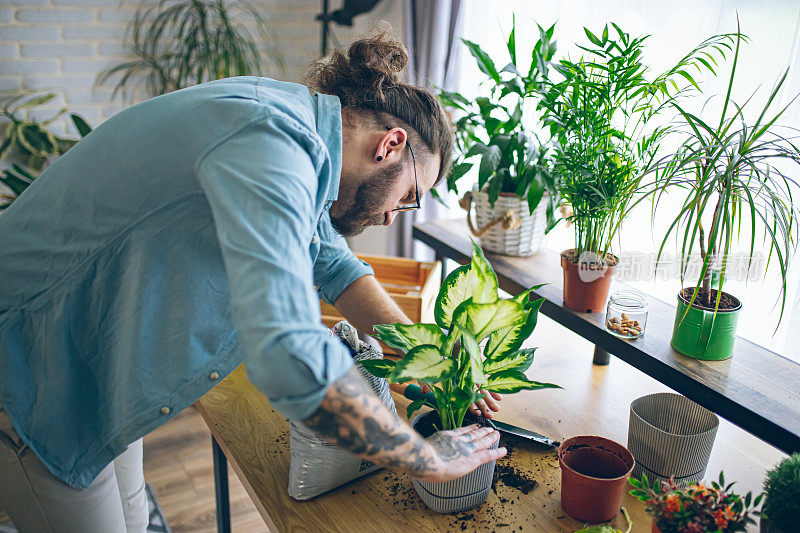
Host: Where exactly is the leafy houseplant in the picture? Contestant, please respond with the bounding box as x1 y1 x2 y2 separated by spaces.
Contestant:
438 19 559 257
651 26 800 360
760 453 800 533
360 241 559 511
537 23 734 313
97 0 284 99
0 92 92 209
629 472 762 533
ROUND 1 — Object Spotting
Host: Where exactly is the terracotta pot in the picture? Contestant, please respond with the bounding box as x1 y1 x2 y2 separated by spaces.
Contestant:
558 435 635 523
561 250 617 313
652 521 662 533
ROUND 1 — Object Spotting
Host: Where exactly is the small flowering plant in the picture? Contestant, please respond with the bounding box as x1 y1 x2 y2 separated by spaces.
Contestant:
629 472 763 533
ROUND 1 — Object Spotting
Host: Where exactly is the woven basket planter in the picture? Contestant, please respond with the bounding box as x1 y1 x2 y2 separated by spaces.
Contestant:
628 393 719 484
466 188 548 257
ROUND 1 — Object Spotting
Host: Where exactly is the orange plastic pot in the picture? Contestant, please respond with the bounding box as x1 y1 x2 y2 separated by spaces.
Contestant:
561 250 617 313
559 435 635 523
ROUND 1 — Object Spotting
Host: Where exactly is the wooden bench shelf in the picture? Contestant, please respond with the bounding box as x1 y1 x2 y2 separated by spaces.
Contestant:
413 218 800 454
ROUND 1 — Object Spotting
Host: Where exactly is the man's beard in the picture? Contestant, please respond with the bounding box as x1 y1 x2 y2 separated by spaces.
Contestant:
330 160 404 237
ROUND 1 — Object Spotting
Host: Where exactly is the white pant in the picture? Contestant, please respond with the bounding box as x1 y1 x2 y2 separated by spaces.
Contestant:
0 405 148 533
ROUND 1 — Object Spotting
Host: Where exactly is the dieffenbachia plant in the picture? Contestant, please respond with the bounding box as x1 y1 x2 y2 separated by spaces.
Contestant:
359 242 560 431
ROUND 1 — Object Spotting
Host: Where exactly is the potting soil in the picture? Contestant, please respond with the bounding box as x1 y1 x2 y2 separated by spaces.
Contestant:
287 321 397 500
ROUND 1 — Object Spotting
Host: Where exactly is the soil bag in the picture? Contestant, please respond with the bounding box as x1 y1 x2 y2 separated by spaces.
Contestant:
287 321 397 500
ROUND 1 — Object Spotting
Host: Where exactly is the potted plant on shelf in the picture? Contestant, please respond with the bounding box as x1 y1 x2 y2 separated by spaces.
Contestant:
650 26 800 360
0 92 92 209
629 472 762 533
537 24 735 313
359 241 560 513
760 453 800 533
438 19 559 257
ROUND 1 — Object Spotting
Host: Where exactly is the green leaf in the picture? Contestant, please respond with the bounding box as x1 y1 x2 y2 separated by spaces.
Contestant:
457 326 486 386
453 299 525 341
447 162 473 191
584 27 603 46
507 14 517 66
13 93 56 110
484 347 536 374
406 399 425 420
469 241 499 304
391 345 457 384
462 39 500 82
70 113 92 138
434 265 475 329
483 370 560 394
484 297 543 359
357 358 396 378
372 323 445 352
478 145 501 189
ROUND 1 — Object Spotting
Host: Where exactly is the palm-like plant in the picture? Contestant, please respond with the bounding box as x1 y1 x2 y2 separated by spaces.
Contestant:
98 0 284 99
538 23 737 263
651 26 800 319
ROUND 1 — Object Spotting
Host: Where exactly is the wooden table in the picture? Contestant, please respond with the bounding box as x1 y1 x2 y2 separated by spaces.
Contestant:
413 219 800 455
196 310 783 532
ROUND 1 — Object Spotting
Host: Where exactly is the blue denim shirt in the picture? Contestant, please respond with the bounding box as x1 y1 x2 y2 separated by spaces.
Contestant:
0 77 373 488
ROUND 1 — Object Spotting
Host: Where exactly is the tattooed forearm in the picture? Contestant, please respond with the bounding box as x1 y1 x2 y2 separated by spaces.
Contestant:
301 367 439 477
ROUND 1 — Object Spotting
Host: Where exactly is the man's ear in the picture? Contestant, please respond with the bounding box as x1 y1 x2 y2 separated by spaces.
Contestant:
374 127 407 163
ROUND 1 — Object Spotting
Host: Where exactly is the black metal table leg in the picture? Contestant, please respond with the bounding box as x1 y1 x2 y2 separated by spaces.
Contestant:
212 436 231 533
435 252 447 286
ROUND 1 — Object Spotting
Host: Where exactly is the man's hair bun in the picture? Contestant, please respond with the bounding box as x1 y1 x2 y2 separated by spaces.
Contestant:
307 21 408 103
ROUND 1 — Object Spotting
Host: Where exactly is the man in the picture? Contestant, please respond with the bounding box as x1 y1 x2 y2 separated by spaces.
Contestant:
0 27 505 531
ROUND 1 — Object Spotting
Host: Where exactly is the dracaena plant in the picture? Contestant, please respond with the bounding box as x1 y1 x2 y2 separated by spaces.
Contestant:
359 242 559 431
438 18 559 223
537 23 736 262
651 25 800 319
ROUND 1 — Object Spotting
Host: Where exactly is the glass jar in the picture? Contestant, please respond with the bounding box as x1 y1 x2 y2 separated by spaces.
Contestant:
606 290 648 339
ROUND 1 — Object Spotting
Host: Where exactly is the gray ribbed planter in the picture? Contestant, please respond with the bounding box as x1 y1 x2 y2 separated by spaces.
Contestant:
628 393 718 483
411 412 497 513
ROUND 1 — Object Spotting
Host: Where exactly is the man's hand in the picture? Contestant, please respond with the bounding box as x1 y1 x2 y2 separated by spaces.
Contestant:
302 367 505 481
420 384 503 419
418 424 504 483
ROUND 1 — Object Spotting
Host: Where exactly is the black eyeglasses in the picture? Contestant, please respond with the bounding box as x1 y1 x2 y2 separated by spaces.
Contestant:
390 143 420 212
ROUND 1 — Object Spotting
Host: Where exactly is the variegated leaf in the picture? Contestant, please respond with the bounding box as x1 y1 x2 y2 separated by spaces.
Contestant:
373 323 445 352
357 358 396 378
453 299 525 341
483 369 560 393
434 265 475 328
469 241 499 304
483 348 536 374
484 297 544 359
457 325 486 386
391 344 457 384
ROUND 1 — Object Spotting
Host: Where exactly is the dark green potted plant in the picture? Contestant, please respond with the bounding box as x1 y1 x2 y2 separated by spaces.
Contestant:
97 0 284 99
760 453 800 532
537 24 734 313
0 92 92 209
360 241 559 512
439 19 559 257
651 26 800 360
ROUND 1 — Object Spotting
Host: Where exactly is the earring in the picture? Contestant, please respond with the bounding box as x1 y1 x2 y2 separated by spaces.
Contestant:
376 155 383 162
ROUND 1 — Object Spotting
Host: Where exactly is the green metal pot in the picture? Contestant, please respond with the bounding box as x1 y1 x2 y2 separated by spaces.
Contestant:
670 290 742 361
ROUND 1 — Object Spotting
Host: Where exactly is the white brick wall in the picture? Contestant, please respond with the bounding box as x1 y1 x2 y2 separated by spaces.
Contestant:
0 0 405 135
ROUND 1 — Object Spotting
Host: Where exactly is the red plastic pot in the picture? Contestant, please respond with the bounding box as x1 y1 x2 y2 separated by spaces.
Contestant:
652 522 662 533
561 250 617 313
558 435 635 523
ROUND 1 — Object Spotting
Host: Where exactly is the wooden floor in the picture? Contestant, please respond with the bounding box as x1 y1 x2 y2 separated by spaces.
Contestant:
142 406 268 533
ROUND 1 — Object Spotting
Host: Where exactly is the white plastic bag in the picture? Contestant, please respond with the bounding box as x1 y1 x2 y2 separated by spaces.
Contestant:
287 321 397 500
